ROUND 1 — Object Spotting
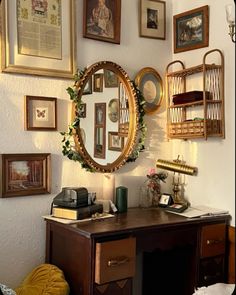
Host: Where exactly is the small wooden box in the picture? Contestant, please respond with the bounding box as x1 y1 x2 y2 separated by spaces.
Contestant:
200 224 226 258
95 237 136 285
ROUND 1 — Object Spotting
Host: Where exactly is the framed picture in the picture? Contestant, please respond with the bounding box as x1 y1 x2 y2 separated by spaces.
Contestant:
94 103 106 159
83 77 93 95
0 153 51 198
108 132 124 151
108 98 119 123
104 69 119 88
140 0 166 40
0 0 76 78
25 96 57 131
94 73 104 92
173 5 209 53
83 0 121 44
135 67 163 114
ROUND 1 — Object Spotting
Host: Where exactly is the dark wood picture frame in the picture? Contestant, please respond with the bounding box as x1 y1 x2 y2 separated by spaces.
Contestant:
79 103 87 118
25 96 57 131
94 103 106 159
94 73 104 92
83 77 93 95
104 69 119 88
108 132 124 151
83 0 121 44
0 153 51 198
173 5 209 53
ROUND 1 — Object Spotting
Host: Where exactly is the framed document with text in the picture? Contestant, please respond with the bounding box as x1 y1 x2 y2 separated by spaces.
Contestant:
0 0 76 78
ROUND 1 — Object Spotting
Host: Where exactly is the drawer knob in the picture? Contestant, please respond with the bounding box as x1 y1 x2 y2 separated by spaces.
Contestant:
206 239 223 245
108 256 129 267
204 273 220 281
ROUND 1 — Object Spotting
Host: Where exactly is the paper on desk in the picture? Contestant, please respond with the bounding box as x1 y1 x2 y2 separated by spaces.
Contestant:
42 213 115 224
166 205 228 218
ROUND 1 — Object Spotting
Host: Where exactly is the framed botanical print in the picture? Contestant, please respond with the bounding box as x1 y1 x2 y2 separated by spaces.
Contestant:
24 96 57 131
104 69 119 88
0 0 76 78
108 132 124 151
83 0 121 44
140 0 166 40
0 153 51 198
173 5 209 53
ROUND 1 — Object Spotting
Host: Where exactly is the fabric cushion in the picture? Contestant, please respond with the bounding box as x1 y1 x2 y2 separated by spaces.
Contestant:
14 264 69 295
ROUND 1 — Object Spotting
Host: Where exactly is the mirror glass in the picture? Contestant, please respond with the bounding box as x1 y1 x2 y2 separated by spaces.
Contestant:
73 61 139 173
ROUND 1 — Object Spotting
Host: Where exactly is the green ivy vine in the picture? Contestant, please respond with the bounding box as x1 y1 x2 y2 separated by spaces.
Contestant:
60 69 147 172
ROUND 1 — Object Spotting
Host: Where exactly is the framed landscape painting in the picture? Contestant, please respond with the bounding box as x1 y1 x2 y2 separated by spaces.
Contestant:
173 5 209 53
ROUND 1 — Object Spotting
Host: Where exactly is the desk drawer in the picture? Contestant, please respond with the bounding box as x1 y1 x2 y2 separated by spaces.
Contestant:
200 224 226 258
95 237 136 285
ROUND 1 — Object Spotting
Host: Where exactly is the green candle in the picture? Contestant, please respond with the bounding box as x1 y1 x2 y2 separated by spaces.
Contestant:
115 186 128 213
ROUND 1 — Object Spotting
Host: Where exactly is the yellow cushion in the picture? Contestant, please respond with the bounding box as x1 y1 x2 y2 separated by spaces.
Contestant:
15 264 69 295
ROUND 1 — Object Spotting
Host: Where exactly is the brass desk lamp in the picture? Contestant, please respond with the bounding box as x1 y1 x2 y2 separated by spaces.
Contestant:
156 157 198 205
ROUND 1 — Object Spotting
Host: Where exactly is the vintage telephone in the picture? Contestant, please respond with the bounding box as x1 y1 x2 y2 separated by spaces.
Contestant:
52 187 90 209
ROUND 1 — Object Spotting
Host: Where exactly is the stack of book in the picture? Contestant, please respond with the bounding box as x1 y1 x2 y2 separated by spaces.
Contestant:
52 203 103 220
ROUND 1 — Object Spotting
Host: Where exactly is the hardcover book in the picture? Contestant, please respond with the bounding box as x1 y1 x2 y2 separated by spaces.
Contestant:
52 204 103 220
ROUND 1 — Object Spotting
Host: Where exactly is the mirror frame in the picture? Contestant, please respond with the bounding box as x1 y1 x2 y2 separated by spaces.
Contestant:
72 61 139 173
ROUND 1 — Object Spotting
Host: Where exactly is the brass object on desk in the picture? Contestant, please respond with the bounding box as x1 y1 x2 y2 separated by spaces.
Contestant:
156 156 198 204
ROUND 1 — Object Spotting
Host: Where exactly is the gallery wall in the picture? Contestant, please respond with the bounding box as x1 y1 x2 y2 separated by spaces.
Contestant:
0 0 235 289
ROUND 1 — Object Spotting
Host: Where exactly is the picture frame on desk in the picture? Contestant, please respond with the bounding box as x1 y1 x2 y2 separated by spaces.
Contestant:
0 153 51 198
173 5 209 53
0 0 76 78
24 95 57 131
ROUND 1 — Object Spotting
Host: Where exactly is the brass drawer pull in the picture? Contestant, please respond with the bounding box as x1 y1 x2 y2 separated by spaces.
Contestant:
206 239 223 245
108 256 129 267
204 273 221 281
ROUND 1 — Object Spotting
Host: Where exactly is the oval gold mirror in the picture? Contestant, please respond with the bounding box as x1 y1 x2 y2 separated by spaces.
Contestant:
135 67 163 114
72 61 139 173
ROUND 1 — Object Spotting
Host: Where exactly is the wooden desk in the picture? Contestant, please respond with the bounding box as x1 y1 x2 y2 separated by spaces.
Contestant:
45 208 230 295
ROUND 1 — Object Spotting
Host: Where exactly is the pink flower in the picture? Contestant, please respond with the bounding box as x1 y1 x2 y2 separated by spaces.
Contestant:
148 168 156 176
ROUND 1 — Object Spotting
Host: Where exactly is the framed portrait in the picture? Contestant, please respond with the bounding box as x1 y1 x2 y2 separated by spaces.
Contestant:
135 67 163 114
25 96 57 131
94 103 106 159
83 0 121 44
0 153 51 198
83 77 93 95
0 0 76 78
108 132 124 151
173 5 209 53
140 0 166 40
94 73 104 92
104 69 119 88
108 98 119 123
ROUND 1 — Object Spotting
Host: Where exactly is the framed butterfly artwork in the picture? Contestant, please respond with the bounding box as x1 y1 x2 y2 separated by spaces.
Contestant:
24 96 57 131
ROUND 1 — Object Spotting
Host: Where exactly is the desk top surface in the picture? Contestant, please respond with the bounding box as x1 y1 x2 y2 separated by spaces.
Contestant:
50 208 230 239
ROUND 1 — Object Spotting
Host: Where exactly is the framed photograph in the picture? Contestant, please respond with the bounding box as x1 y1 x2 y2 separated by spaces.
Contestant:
140 0 166 40
94 103 106 159
25 96 57 131
0 0 76 78
0 153 51 198
108 132 124 151
104 69 119 88
83 77 93 95
94 73 104 92
173 5 209 53
135 67 163 114
83 0 121 44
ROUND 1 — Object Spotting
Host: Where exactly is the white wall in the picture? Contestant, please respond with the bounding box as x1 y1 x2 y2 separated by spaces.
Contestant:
0 0 234 289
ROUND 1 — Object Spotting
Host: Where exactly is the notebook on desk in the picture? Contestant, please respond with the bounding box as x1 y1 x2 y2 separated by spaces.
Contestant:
166 205 229 218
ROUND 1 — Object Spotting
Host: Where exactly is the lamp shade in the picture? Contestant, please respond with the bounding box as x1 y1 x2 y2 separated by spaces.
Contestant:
156 159 198 176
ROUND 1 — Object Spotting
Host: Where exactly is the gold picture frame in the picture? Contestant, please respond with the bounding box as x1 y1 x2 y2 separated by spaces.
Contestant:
24 95 57 131
83 0 121 44
173 5 209 53
0 153 51 198
135 67 163 114
94 73 104 92
0 0 76 78
140 0 166 40
108 132 124 152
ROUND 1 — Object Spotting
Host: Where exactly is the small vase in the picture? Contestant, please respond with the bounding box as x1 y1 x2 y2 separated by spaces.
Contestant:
139 182 153 208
